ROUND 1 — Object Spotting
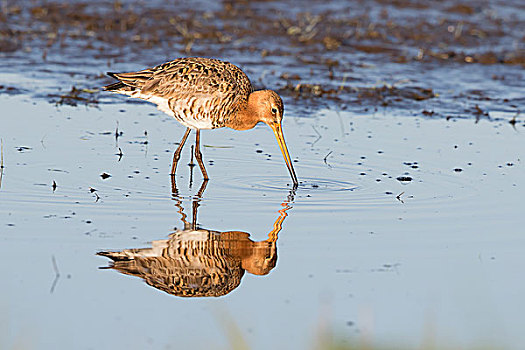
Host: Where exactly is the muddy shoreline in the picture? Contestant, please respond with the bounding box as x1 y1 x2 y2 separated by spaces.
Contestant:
1 0 523 122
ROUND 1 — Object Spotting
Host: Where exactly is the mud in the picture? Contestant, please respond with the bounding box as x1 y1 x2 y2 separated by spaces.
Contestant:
1 0 524 120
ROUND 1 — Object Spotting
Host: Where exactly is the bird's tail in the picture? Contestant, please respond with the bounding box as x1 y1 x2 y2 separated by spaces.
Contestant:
103 72 136 92
97 250 133 261
103 81 128 91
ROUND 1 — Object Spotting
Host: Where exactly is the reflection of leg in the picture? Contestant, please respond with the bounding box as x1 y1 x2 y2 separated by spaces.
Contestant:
170 169 179 196
196 178 208 198
191 178 208 230
171 128 191 175
170 174 190 229
194 130 209 180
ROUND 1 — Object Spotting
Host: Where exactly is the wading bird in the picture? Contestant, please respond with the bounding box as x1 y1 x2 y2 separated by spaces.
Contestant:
103 57 298 187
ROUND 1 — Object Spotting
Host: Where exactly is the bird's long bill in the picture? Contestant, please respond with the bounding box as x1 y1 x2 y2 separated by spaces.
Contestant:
271 122 298 187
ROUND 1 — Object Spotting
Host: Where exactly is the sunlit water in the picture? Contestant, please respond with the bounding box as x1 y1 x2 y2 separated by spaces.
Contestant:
1 0 525 347
1 93 524 349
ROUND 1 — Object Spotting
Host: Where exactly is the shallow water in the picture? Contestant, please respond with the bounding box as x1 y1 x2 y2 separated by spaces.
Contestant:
2 93 525 349
1 0 525 349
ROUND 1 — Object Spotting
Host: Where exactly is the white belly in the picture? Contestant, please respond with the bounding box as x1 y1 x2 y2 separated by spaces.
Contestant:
177 115 214 130
116 91 215 130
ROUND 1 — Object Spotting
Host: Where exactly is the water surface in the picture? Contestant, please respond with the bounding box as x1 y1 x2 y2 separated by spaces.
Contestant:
1 0 525 349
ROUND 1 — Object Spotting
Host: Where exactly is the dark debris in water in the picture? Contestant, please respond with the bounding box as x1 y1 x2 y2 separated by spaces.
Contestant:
2 1 522 64
0 85 26 95
279 84 436 109
0 0 523 121
49 86 99 107
396 176 413 182
16 146 32 152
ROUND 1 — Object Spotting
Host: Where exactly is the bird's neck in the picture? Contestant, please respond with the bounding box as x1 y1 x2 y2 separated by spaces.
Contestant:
226 92 263 131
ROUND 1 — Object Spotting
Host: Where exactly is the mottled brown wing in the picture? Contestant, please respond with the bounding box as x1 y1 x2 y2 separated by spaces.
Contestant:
106 57 253 128
110 57 253 101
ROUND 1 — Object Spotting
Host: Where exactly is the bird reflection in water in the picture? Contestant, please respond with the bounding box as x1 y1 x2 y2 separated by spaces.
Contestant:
97 178 294 297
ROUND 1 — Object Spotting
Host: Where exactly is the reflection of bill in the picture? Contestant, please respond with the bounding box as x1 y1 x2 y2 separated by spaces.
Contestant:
98 179 294 298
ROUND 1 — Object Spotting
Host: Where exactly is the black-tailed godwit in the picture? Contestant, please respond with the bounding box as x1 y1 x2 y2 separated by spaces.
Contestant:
103 57 298 187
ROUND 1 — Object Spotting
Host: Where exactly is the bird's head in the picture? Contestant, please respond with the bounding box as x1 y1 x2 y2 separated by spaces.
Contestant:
252 90 284 126
249 90 298 187
241 241 278 276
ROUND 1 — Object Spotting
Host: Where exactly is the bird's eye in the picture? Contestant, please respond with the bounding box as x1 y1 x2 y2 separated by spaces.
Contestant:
271 107 277 114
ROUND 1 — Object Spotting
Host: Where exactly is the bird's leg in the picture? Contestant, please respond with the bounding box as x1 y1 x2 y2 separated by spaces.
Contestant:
194 130 209 180
171 128 191 175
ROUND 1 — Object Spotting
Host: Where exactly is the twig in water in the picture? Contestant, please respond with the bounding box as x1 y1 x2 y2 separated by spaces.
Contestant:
0 138 4 169
189 145 195 188
143 130 149 158
311 125 322 148
50 255 60 293
0 138 4 190
335 110 345 138
509 110 520 129
115 121 120 141
323 150 333 168
396 191 405 203
89 187 101 202
339 73 348 91
188 145 195 167
41 134 47 149
116 147 123 161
